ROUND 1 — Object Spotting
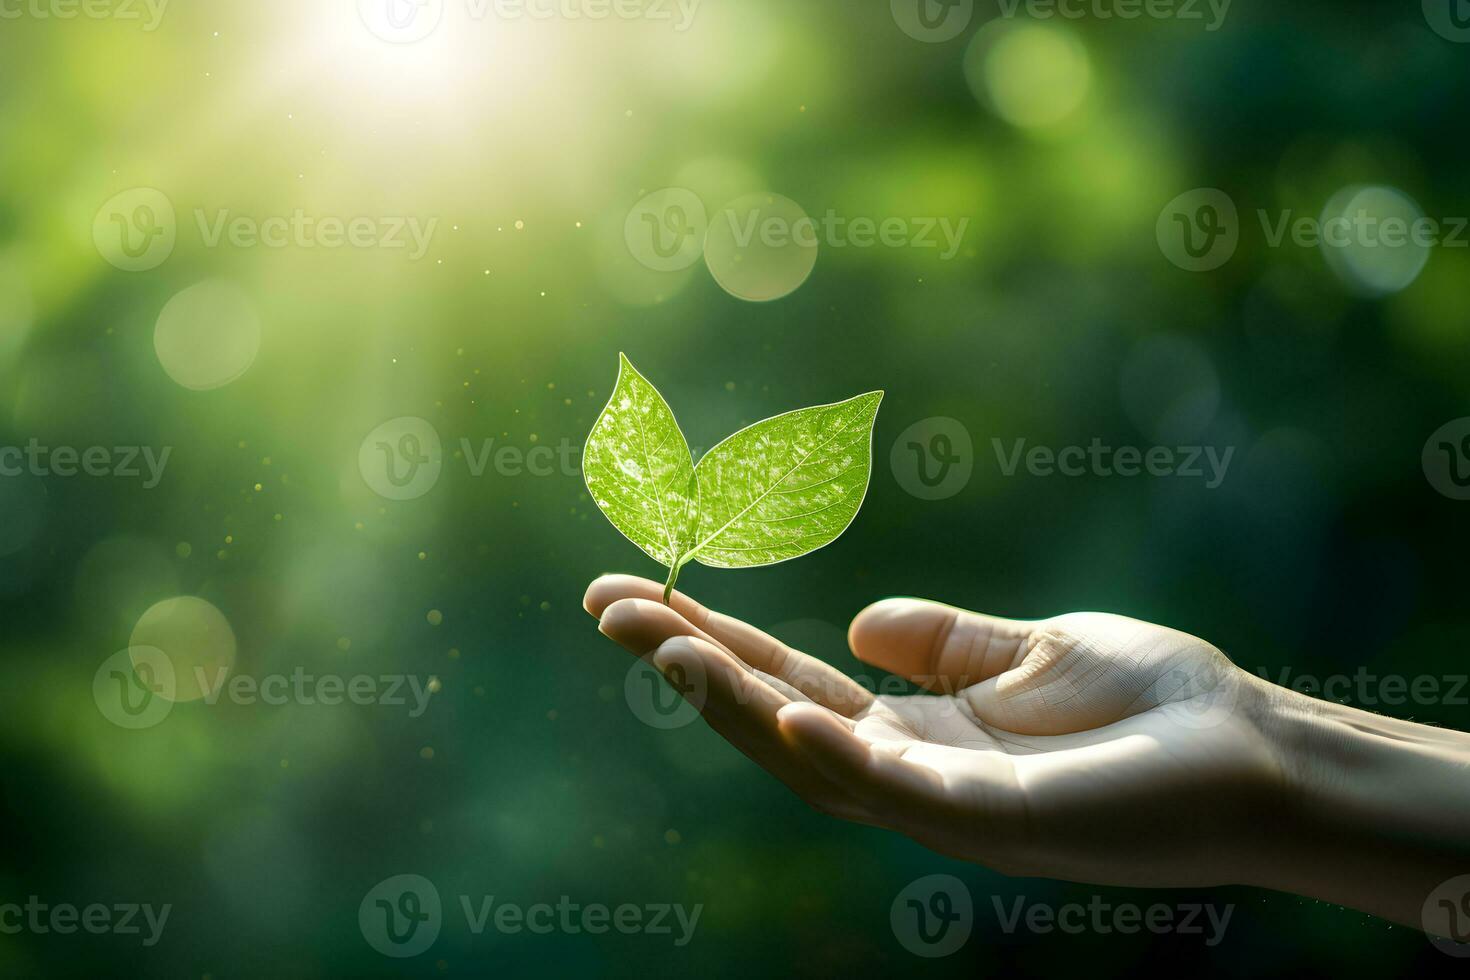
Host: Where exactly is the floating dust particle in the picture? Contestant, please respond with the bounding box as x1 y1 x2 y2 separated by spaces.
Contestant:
448 648 460 659
337 637 351 651
427 609 443 626
420 746 434 760
177 542 192 558
664 829 681 845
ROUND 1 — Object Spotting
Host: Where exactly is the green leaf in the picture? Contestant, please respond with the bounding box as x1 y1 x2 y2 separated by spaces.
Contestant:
584 355 882 602
685 391 883 569
583 354 696 569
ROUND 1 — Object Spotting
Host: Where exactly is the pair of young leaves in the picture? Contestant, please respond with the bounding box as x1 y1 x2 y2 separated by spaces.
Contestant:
585 355 883 602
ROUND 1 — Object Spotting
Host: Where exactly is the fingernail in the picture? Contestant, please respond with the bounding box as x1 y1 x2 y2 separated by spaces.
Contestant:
776 703 811 726
651 636 697 671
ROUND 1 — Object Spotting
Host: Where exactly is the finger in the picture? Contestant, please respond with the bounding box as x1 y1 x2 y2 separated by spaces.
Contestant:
596 595 716 660
847 598 1034 694
596 596 837 709
650 636 875 823
776 702 949 823
587 574 873 717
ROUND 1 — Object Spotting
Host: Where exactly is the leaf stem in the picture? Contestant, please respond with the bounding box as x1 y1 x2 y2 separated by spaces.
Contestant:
662 561 681 605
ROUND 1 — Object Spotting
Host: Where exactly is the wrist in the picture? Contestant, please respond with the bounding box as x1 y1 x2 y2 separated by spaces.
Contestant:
1252 684 1470 927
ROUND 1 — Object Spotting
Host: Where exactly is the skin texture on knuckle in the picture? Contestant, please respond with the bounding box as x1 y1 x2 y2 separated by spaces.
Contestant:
985 629 1112 727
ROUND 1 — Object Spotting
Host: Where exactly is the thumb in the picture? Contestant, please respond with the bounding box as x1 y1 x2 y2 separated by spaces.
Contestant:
962 627 1157 736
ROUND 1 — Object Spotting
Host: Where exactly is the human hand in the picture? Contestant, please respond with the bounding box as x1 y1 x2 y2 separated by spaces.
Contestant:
587 575 1470 933
584 575 1282 891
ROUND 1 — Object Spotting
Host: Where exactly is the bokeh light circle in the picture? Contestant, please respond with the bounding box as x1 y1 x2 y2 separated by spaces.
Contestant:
129 596 238 703
704 193 819 302
965 22 1091 130
1318 185 1432 297
154 280 261 391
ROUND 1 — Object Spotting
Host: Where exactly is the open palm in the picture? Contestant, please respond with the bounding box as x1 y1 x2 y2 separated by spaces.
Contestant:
587 575 1284 891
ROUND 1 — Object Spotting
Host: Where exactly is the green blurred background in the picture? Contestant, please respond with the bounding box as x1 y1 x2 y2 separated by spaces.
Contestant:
2 0 1468 975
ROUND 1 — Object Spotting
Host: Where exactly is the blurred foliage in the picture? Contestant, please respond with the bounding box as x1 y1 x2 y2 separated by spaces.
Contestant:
1 0 1468 976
